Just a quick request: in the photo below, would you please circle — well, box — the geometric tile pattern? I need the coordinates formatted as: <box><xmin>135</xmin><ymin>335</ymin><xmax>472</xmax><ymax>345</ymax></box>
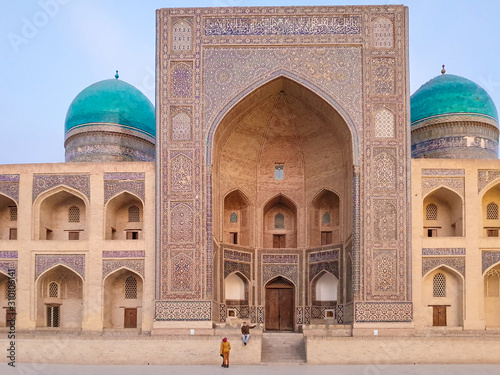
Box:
<box><xmin>250</xmin><ymin>306</ymin><xmax>256</xmax><ymax>324</ymax></box>
<box><xmin>170</xmin><ymin>61</ymin><xmax>193</xmax><ymax>98</ymax></box>
<box><xmin>224</xmin><ymin>249</ymin><xmax>252</xmax><ymax>263</ymax></box>
<box><xmin>374</xmin><ymin>250</ymin><xmax>397</xmax><ymax>292</ymax></box>
<box><xmin>336</xmin><ymin>304</ymin><xmax>344</xmax><ymax>324</ymax></box>
<box><xmin>309</xmin><ymin>261</ymin><xmax>339</xmax><ymax>281</ymax></box>
<box><xmin>371</xmin><ymin>16</ymin><xmax>394</xmax><ymax>49</ymax></box>
<box><xmin>102</xmin><ymin>259</ymin><xmax>144</xmax><ymax>280</ymax></box>
<box><xmin>220</xmin><ymin>303</ymin><xmax>226</xmax><ymax>322</ymax></box>
<box><xmin>257</xmin><ymin>306</ymin><xmax>264</xmax><ymax>324</ymax></box>
<box><xmin>374</xmin><ymin>108</ymin><xmax>395</xmax><ymax>138</ymax></box>
<box><xmin>103</xmin><ymin>172</ymin><xmax>145</xmax><ymax>180</ymax></box>
<box><xmin>0</xmin><ymin>175</ymin><xmax>20</xmax><ymax>203</ymax></box>
<box><xmin>373</xmin><ymin>200</ymin><xmax>397</xmax><ymax>241</ymax></box>
<box><xmin>155</xmin><ymin>301</ymin><xmax>211</xmax><ymax>321</ymax></box>
<box><xmin>372</xmin><ymin>58</ymin><xmax>395</xmax><ymax>95</ymax></box>
<box><xmin>478</xmin><ymin>170</ymin><xmax>500</xmax><ymax>193</ymax></box>
<box><xmin>35</xmin><ymin>254</ymin><xmax>85</xmax><ymax>280</ymax></box>
<box><xmin>422</xmin><ymin>169</ymin><xmax>465</xmax><ymax>176</ymax></box>
<box><xmin>0</xmin><ymin>261</ymin><xmax>17</xmax><ymax>279</ymax></box>
<box><xmin>262</xmin><ymin>254</ymin><xmax>298</xmax><ymax>264</ymax></box>
<box><xmin>263</xmin><ymin>264</ymin><xmax>297</xmax><ymax>286</ymax></box>
<box><xmin>0</xmin><ymin>251</ymin><xmax>18</xmax><ymax>259</ymax></box>
<box><xmin>309</xmin><ymin>250</ymin><xmax>339</xmax><ymax>263</ymax></box>
<box><xmin>304</xmin><ymin>307</ymin><xmax>311</xmax><ymax>324</ymax></box>
<box><xmin>296</xmin><ymin>307</ymin><xmax>304</xmax><ymax>324</ymax></box>
<box><xmin>422</xmin><ymin>248</ymin><xmax>466</xmax><ymax>256</ymax></box>
<box><xmin>482</xmin><ymin>251</ymin><xmax>500</xmax><ymax>273</ymax></box>
<box><xmin>422</xmin><ymin>257</ymin><xmax>465</xmax><ymax>278</ymax></box>
<box><xmin>422</xmin><ymin>177</ymin><xmax>465</xmax><ymax>198</ymax></box>
<box><xmin>104</xmin><ymin>180</ymin><xmax>145</xmax><ymax>204</ymax></box>
<box><xmin>102</xmin><ymin>251</ymin><xmax>145</xmax><ymax>258</ymax></box>
<box><xmin>355</xmin><ymin>302</ymin><xmax>413</xmax><ymax>322</ymax></box>
<box><xmin>224</xmin><ymin>260</ymin><xmax>251</xmax><ymax>281</ymax></box>
<box><xmin>373</xmin><ymin>150</ymin><xmax>396</xmax><ymax>191</ymax></box>
<box><xmin>33</xmin><ymin>174</ymin><xmax>90</xmax><ymax>201</ymax></box>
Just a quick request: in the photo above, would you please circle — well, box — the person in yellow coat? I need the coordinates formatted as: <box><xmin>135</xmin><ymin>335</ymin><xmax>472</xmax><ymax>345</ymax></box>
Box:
<box><xmin>220</xmin><ymin>337</ymin><xmax>231</xmax><ymax>368</ymax></box>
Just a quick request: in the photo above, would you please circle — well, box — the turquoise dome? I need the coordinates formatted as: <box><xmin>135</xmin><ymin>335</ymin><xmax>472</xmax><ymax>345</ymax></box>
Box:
<box><xmin>65</xmin><ymin>79</ymin><xmax>155</xmax><ymax>137</ymax></box>
<box><xmin>411</xmin><ymin>74</ymin><xmax>498</xmax><ymax>126</ymax></box>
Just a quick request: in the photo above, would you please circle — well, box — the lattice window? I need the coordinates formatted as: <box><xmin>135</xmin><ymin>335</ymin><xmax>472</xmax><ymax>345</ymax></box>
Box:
<box><xmin>322</xmin><ymin>212</ymin><xmax>331</xmax><ymax>224</ymax></box>
<box><xmin>4</xmin><ymin>281</ymin><xmax>9</xmax><ymax>299</ymax></box>
<box><xmin>68</xmin><ymin>206</ymin><xmax>80</xmax><ymax>222</ymax></box>
<box><xmin>125</xmin><ymin>276</ymin><xmax>137</xmax><ymax>299</ymax></box>
<box><xmin>10</xmin><ymin>206</ymin><xmax>17</xmax><ymax>221</ymax></box>
<box><xmin>128</xmin><ymin>206</ymin><xmax>140</xmax><ymax>222</ymax></box>
<box><xmin>487</xmin><ymin>203</ymin><xmax>499</xmax><ymax>220</ymax></box>
<box><xmin>433</xmin><ymin>273</ymin><xmax>446</xmax><ymax>297</ymax></box>
<box><xmin>374</xmin><ymin>108</ymin><xmax>395</xmax><ymax>138</ymax></box>
<box><xmin>274</xmin><ymin>213</ymin><xmax>285</xmax><ymax>229</ymax></box>
<box><xmin>230</xmin><ymin>212</ymin><xmax>238</xmax><ymax>223</ymax></box>
<box><xmin>426</xmin><ymin>204</ymin><xmax>438</xmax><ymax>221</ymax></box>
<box><xmin>49</xmin><ymin>282</ymin><xmax>58</xmax><ymax>298</ymax></box>
<box><xmin>274</xmin><ymin>164</ymin><xmax>284</xmax><ymax>180</ymax></box>
<box><xmin>46</xmin><ymin>305</ymin><xmax>59</xmax><ymax>327</ymax></box>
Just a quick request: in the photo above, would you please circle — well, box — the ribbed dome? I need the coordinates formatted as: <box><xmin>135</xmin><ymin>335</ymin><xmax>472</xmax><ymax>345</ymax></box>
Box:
<box><xmin>411</xmin><ymin>74</ymin><xmax>498</xmax><ymax>127</ymax></box>
<box><xmin>65</xmin><ymin>78</ymin><xmax>155</xmax><ymax>137</ymax></box>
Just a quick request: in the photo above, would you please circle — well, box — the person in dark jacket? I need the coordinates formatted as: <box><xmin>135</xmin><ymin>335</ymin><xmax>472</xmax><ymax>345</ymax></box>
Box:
<box><xmin>241</xmin><ymin>322</ymin><xmax>256</xmax><ymax>345</ymax></box>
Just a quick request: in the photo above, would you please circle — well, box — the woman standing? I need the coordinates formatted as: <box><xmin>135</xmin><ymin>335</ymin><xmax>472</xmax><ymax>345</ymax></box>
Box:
<box><xmin>220</xmin><ymin>337</ymin><xmax>231</xmax><ymax>368</ymax></box>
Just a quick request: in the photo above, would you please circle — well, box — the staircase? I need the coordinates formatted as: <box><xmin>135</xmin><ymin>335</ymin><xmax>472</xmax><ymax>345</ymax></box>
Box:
<box><xmin>261</xmin><ymin>332</ymin><xmax>306</xmax><ymax>364</ymax></box>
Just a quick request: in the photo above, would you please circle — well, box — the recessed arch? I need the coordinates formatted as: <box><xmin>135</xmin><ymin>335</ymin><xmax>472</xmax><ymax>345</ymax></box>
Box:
<box><xmin>311</xmin><ymin>270</ymin><xmax>339</xmax><ymax>305</ymax></box>
<box><xmin>0</xmin><ymin>193</ymin><xmax>17</xmax><ymax>240</ymax></box>
<box><xmin>104</xmin><ymin>191</ymin><xmax>144</xmax><ymax>240</ymax></box>
<box><xmin>423</xmin><ymin>186</ymin><xmax>463</xmax><ymax>237</ymax></box>
<box><xmin>224</xmin><ymin>271</ymin><xmax>249</xmax><ymax>305</ymax></box>
<box><xmin>263</xmin><ymin>194</ymin><xmax>298</xmax><ymax>249</ymax></box>
<box><xmin>309</xmin><ymin>189</ymin><xmax>341</xmax><ymax>247</ymax></box>
<box><xmin>481</xmin><ymin>181</ymin><xmax>500</xmax><ymax>238</ymax></box>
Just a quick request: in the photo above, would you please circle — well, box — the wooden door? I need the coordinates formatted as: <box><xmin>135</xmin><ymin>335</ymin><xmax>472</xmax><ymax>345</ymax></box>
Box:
<box><xmin>273</xmin><ymin>235</ymin><xmax>285</xmax><ymax>248</ymax></box>
<box><xmin>265</xmin><ymin>278</ymin><xmax>294</xmax><ymax>331</ymax></box>
<box><xmin>124</xmin><ymin>308</ymin><xmax>137</xmax><ymax>328</ymax></box>
<box><xmin>432</xmin><ymin>305</ymin><xmax>447</xmax><ymax>326</ymax></box>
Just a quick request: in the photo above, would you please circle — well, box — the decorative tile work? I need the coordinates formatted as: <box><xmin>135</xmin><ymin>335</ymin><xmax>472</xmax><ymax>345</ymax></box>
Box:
<box><xmin>372</xmin><ymin>58</ymin><xmax>395</xmax><ymax>95</ymax></box>
<box><xmin>257</xmin><ymin>306</ymin><xmax>264</xmax><ymax>323</ymax></box>
<box><xmin>0</xmin><ymin>251</ymin><xmax>18</xmax><ymax>259</ymax></box>
<box><xmin>155</xmin><ymin>301</ymin><xmax>211</xmax><ymax>321</ymax></box>
<box><xmin>102</xmin><ymin>251</ymin><xmax>145</xmax><ymax>258</ymax></box>
<box><xmin>371</xmin><ymin>15</ymin><xmax>394</xmax><ymax>49</ymax></box>
<box><xmin>250</xmin><ymin>306</ymin><xmax>256</xmax><ymax>324</ymax></box>
<box><xmin>220</xmin><ymin>303</ymin><xmax>226</xmax><ymax>322</ymax></box>
<box><xmin>422</xmin><ymin>248</ymin><xmax>466</xmax><ymax>256</ymax></box>
<box><xmin>355</xmin><ymin>302</ymin><xmax>412</xmax><ymax>322</ymax></box>
<box><xmin>171</xmin><ymin>254</ymin><xmax>193</xmax><ymax>291</ymax></box>
<box><xmin>482</xmin><ymin>251</ymin><xmax>500</xmax><ymax>273</ymax></box>
<box><xmin>33</xmin><ymin>174</ymin><xmax>90</xmax><ymax>201</ymax></box>
<box><xmin>478</xmin><ymin>170</ymin><xmax>500</xmax><ymax>193</ymax></box>
<box><xmin>170</xmin><ymin>202</ymin><xmax>194</xmax><ymax>243</ymax></box>
<box><xmin>103</xmin><ymin>259</ymin><xmax>144</xmax><ymax>280</ymax></box>
<box><xmin>224</xmin><ymin>261</ymin><xmax>251</xmax><ymax>281</ymax></box>
<box><xmin>309</xmin><ymin>250</ymin><xmax>339</xmax><ymax>263</ymax></box>
<box><xmin>263</xmin><ymin>264</ymin><xmax>298</xmax><ymax>286</ymax></box>
<box><xmin>304</xmin><ymin>307</ymin><xmax>311</xmax><ymax>324</ymax></box>
<box><xmin>171</xmin><ymin>108</ymin><xmax>192</xmax><ymax>141</ymax></box>
<box><xmin>422</xmin><ymin>177</ymin><xmax>465</xmax><ymax>198</ymax></box>
<box><xmin>296</xmin><ymin>307</ymin><xmax>304</xmax><ymax>324</ymax></box>
<box><xmin>336</xmin><ymin>304</ymin><xmax>344</xmax><ymax>324</ymax></box>
<box><xmin>422</xmin><ymin>257</ymin><xmax>465</xmax><ymax>277</ymax></box>
<box><xmin>373</xmin><ymin>149</ymin><xmax>396</xmax><ymax>191</ymax></box>
<box><xmin>35</xmin><ymin>254</ymin><xmax>85</xmax><ymax>280</ymax></box>
<box><xmin>309</xmin><ymin>261</ymin><xmax>339</xmax><ymax>281</ymax></box>
<box><xmin>0</xmin><ymin>175</ymin><xmax>19</xmax><ymax>203</ymax></box>
<box><xmin>422</xmin><ymin>169</ymin><xmax>465</xmax><ymax>176</ymax></box>
<box><xmin>373</xmin><ymin>200</ymin><xmax>397</xmax><ymax>241</ymax></box>
<box><xmin>104</xmin><ymin>173</ymin><xmax>145</xmax><ymax>180</ymax></box>
<box><xmin>170</xmin><ymin>154</ymin><xmax>193</xmax><ymax>192</ymax></box>
<box><xmin>374</xmin><ymin>108</ymin><xmax>395</xmax><ymax>138</ymax></box>
<box><xmin>413</xmin><ymin>136</ymin><xmax>498</xmax><ymax>159</ymax></box>
<box><xmin>171</xmin><ymin>18</ymin><xmax>193</xmax><ymax>52</ymax></box>
<box><xmin>104</xmin><ymin>180</ymin><xmax>145</xmax><ymax>204</ymax></box>
<box><xmin>311</xmin><ymin>306</ymin><xmax>327</xmax><ymax>319</ymax></box>
<box><xmin>0</xmin><ymin>261</ymin><xmax>17</xmax><ymax>278</ymax></box>
<box><xmin>204</xmin><ymin>15</ymin><xmax>362</xmax><ymax>36</ymax></box>
<box><xmin>374</xmin><ymin>250</ymin><xmax>397</xmax><ymax>292</ymax></box>
<box><xmin>224</xmin><ymin>249</ymin><xmax>252</xmax><ymax>263</ymax></box>
<box><xmin>262</xmin><ymin>254</ymin><xmax>298</xmax><ymax>264</ymax></box>
<box><xmin>170</xmin><ymin>61</ymin><xmax>193</xmax><ymax>98</ymax></box>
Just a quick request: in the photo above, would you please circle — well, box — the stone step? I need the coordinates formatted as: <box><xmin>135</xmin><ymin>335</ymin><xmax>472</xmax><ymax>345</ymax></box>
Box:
<box><xmin>261</xmin><ymin>332</ymin><xmax>306</xmax><ymax>364</ymax></box>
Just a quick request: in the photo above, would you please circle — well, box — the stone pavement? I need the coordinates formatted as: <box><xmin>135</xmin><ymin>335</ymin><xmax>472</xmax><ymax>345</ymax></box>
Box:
<box><xmin>4</xmin><ymin>364</ymin><xmax>500</xmax><ymax>375</ymax></box>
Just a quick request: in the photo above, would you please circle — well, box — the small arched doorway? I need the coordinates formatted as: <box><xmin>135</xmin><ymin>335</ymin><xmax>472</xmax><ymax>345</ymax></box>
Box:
<box><xmin>265</xmin><ymin>276</ymin><xmax>294</xmax><ymax>331</ymax></box>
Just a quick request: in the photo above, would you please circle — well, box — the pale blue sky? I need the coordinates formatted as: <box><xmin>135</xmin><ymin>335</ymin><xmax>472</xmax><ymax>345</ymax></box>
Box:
<box><xmin>1</xmin><ymin>0</ymin><xmax>499</xmax><ymax>164</ymax></box>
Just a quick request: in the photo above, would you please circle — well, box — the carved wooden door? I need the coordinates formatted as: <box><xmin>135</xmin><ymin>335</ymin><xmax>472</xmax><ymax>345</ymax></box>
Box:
<box><xmin>124</xmin><ymin>308</ymin><xmax>137</xmax><ymax>328</ymax></box>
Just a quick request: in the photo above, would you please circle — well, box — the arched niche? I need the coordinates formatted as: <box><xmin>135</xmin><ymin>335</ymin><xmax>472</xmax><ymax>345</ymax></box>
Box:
<box><xmin>36</xmin><ymin>265</ymin><xmax>83</xmax><ymax>329</ymax></box>
<box><xmin>35</xmin><ymin>188</ymin><xmax>87</xmax><ymax>241</ymax></box>
<box><xmin>105</xmin><ymin>192</ymin><xmax>144</xmax><ymax>240</ymax></box>
<box><xmin>312</xmin><ymin>271</ymin><xmax>339</xmax><ymax>305</ymax></box>
<box><xmin>481</xmin><ymin>182</ymin><xmax>500</xmax><ymax>237</ymax></box>
<box><xmin>223</xmin><ymin>190</ymin><xmax>252</xmax><ymax>246</ymax></box>
<box><xmin>103</xmin><ymin>268</ymin><xmax>143</xmax><ymax>329</ymax></box>
<box><xmin>0</xmin><ymin>271</ymin><xmax>11</xmax><ymax>327</ymax></box>
<box><xmin>211</xmin><ymin>76</ymin><xmax>354</xmax><ymax>250</ymax></box>
<box><xmin>422</xmin><ymin>266</ymin><xmax>464</xmax><ymax>327</ymax></box>
<box><xmin>224</xmin><ymin>272</ymin><xmax>249</xmax><ymax>305</ymax></box>
<box><xmin>423</xmin><ymin>187</ymin><xmax>463</xmax><ymax>237</ymax></box>
<box><xmin>310</xmin><ymin>189</ymin><xmax>340</xmax><ymax>247</ymax></box>
<box><xmin>263</xmin><ymin>194</ymin><xmax>297</xmax><ymax>249</ymax></box>
<box><xmin>484</xmin><ymin>264</ymin><xmax>500</xmax><ymax>327</ymax></box>
<box><xmin>0</xmin><ymin>194</ymin><xmax>17</xmax><ymax>240</ymax></box>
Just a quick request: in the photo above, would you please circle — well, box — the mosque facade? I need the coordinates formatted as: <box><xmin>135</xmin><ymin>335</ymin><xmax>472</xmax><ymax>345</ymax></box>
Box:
<box><xmin>1</xmin><ymin>4</ymin><xmax>500</xmax><ymax>364</ymax></box>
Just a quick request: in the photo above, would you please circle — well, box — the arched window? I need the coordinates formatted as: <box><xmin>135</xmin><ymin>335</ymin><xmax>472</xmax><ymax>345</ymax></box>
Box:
<box><xmin>49</xmin><ymin>281</ymin><xmax>59</xmax><ymax>298</ymax></box>
<box><xmin>487</xmin><ymin>203</ymin><xmax>499</xmax><ymax>220</ymax></box>
<box><xmin>322</xmin><ymin>212</ymin><xmax>331</xmax><ymax>224</ymax></box>
<box><xmin>433</xmin><ymin>273</ymin><xmax>446</xmax><ymax>297</ymax></box>
<box><xmin>125</xmin><ymin>276</ymin><xmax>137</xmax><ymax>299</ymax></box>
<box><xmin>274</xmin><ymin>213</ymin><xmax>285</xmax><ymax>229</ymax></box>
<box><xmin>426</xmin><ymin>203</ymin><xmax>437</xmax><ymax>221</ymax></box>
<box><xmin>230</xmin><ymin>212</ymin><xmax>238</xmax><ymax>223</ymax></box>
<box><xmin>68</xmin><ymin>206</ymin><xmax>80</xmax><ymax>222</ymax></box>
<box><xmin>128</xmin><ymin>206</ymin><xmax>140</xmax><ymax>222</ymax></box>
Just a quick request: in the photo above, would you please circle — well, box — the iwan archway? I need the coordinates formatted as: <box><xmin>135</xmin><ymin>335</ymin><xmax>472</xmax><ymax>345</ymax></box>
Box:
<box><xmin>212</xmin><ymin>76</ymin><xmax>355</xmax><ymax>329</ymax></box>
